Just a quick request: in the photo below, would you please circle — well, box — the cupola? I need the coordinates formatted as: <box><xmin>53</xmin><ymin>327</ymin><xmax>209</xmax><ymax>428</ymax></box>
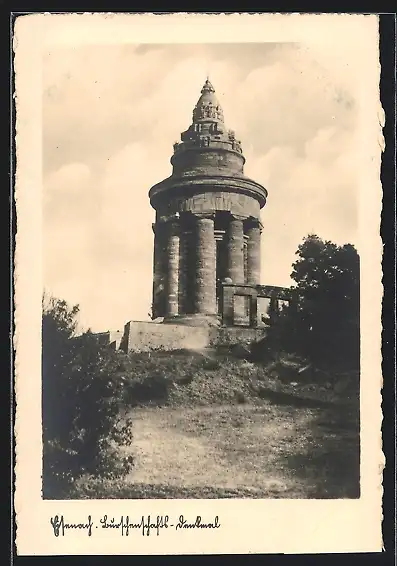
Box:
<box><xmin>171</xmin><ymin>78</ymin><xmax>244</xmax><ymax>172</ymax></box>
<box><xmin>192</xmin><ymin>78</ymin><xmax>225</xmax><ymax>124</ymax></box>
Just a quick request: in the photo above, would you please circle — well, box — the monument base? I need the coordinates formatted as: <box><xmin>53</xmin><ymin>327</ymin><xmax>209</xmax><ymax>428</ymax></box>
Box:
<box><xmin>163</xmin><ymin>313</ymin><xmax>221</xmax><ymax>327</ymax></box>
<box><xmin>116</xmin><ymin>319</ymin><xmax>266</xmax><ymax>353</ymax></box>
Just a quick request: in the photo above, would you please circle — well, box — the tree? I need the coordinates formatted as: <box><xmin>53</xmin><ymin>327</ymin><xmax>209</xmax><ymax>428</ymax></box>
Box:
<box><xmin>42</xmin><ymin>295</ymin><xmax>133</xmax><ymax>497</ymax></box>
<box><xmin>264</xmin><ymin>235</ymin><xmax>360</xmax><ymax>369</ymax></box>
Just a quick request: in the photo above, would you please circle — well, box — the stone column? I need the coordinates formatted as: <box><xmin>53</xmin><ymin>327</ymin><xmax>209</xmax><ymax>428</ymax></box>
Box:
<box><xmin>269</xmin><ymin>297</ymin><xmax>279</xmax><ymax>325</ymax></box>
<box><xmin>246</xmin><ymin>217</ymin><xmax>262</xmax><ymax>286</ymax></box>
<box><xmin>243</xmin><ymin>235</ymin><xmax>249</xmax><ymax>284</ymax></box>
<box><xmin>226</xmin><ymin>215</ymin><xmax>245</xmax><ymax>284</ymax></box>
<box><xmin>178</xmin><ymin>228</ymin><xmax>190</xmax><ymax>315</ymax></box>
<box><xmin>194</xmin><ymin>214</ymin><xmax>216</xmax><ymax>316</ymax></box>
<box><xmin>152</xmin><ymin>222</ymin><xmax>166</xmax><ymax>319</ymax></box>
<box><xmin>227</xmin><ymin>215</ymin><xmax>246</xmax><ymax>323</ymax></box>
<box><xmin>165</xmin><ymin>218</ymin><xmax>180</xmax><ymax>318</ymax></box>
<box><xmin>214</xmin><ymin>229</ymin><xmax>226</xmax><ymax>315</ymax></box>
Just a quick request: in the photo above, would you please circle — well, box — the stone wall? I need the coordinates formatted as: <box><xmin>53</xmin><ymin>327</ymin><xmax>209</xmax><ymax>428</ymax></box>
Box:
<box><xmin>212</xmin><ymin>326</ymin><xmax>266</xmax><ymax>347</ymax></box>
<box><xmin>221</xmin><ymin>284</ymin><xmax>258</xmax><ymax>327</ymax></box>
<box><xmin>172</xmin><ymin>148</ymin><xmax>244</xmax><ymax>175</ymax></box>
<box><xmin>119</xmin><ymin>320</ymin><xmax>266</xmax><ymax>353</ymax></box>
<box><xmin>92</xmin><ymin>330</ymin><xmax>124</xmax><ymax>350</ymax></box>
<box><xmin>109</xmin><ymin>330</ymin><xmax>124</xmax><ymax>350</ymax></box>
<box><xmin>120</xmin><ymin>321</ymin><xmax>210</xmax><ymax>353</ymax></box>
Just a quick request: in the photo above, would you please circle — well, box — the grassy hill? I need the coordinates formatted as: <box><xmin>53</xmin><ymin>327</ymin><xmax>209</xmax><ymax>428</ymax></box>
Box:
<box><xmin>116</xmin><ymin>347</ymin><xmax>359</xmax><ymax>408</ymax></box>
<box><xmin>68</xmin><ymin>347</ymin><xmax>360</xmax><ymax>500</ymax></box>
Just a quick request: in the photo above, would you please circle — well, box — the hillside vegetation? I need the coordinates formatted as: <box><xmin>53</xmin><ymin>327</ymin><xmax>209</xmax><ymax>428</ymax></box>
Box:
<box><xmin>68</xmin><ymin>347</ymin><xmax>360</xmax><ymax>500</ymax></box>
<box><xmin>115</xmin><ymin>347</ymin><xmax>359</xmax><ymax>409</ymax></box>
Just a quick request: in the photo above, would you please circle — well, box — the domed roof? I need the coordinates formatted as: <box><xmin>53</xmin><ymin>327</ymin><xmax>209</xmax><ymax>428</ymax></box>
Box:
<box><xmin>193</xmin><ymin>78</ymin><xmax>224</xmax><ymax>123</ymax></box>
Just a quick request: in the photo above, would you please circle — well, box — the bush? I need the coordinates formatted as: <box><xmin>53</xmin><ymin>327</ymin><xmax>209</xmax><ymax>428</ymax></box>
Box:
<box><xmin>42</xmin><ymin>295</ymin><xmax>133</xmax><ymax>497</ymax></box>
<box><xmin>234</xmin><ymin>390</ymin><xmax>246</xmax><ymax>404</ymax></box>
<box><xmin>259</xmin><ymin>235</ymin><xmax>360</xmax><ymax>371</ymax></box>
<box><xmin>125</xmin><ymin>372</ymin><xmax>171</xmax><ymax>406</ymax></box>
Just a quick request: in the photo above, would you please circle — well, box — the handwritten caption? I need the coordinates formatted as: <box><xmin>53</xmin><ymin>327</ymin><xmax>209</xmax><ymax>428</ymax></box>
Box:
<box><xmin>50</xmin><ymin>514</ymin><xmax>221</xmax><ymax>537</ymax></box>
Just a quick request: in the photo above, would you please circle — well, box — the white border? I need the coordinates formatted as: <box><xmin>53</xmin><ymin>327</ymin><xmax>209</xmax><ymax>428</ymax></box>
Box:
<box><xmin>14</xmin><ymin>13</ymin><xmax>384</xmax><ymax>555</ymax></box>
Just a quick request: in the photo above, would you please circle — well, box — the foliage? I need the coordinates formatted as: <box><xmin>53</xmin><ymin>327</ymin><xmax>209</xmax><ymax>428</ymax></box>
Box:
<box><xmin>42</xmin><ymin>295</ymin><xmax>133</xmax><ymax>496</ymax></box>
<box><xmin>261</xmin><ymin>235</ymin><xmax>360</xmax><ymax>369</ymax></box>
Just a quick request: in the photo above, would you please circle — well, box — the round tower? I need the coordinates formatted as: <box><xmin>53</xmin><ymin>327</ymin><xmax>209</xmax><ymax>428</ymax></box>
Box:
<box><xmin>149</xmin><ymin>79</ymin><xmax>268</xmax><ymax>325</ymax></box>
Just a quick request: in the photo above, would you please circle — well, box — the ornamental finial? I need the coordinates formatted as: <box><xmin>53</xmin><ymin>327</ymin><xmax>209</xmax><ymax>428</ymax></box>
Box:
<box><xmin>201</xmin><ymin>77</ymin><xmax>215</xmax><ymax>94</ymax></box>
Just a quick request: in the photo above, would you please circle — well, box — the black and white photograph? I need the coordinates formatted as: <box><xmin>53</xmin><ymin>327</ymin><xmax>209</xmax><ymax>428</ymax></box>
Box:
<box><xmin>14</xmin><ymin>13</ymin><xmax>383</xmax><ymax>555</ymax></box>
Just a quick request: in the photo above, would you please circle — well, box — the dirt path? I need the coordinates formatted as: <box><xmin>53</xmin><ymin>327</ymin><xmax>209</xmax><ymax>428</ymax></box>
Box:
<box><xmin>128</xmin><ymin>413</ymin><xmax>236</xmax><ymax>488</ymax></box>
<box><xmin>124</xmin><ymin>405</ymin><xmax>311</xmax><ymax>496</ymax></box>
<box><xmin>71</xmin><ymin>401</ymin><xmax>359</xmax><ymax>499</ymax></box>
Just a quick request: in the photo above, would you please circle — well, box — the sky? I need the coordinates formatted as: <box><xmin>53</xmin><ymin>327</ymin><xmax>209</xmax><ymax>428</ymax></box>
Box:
<box><xmin>43</xmin><ymin>41</ymin><xmax>361</xmax><ymax>332</ymax></box>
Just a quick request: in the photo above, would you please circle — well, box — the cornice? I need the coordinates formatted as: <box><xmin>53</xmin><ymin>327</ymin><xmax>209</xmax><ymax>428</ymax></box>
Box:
<box><xmin>171</xmin><ymin>143</ymin><xmax>245</xmax><ymax>162</ymax></box>
<box><xmin>149</xmin><ymin>173</ymin><xmax>268</xmax><ymax>208</ymax></box>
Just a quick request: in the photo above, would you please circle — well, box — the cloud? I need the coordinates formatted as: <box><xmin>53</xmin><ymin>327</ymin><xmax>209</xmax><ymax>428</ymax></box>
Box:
<box><xmin>43</xmin><ymin>146</ymin><xmax>156</xmax><ymax>330</ymax></box>
<box><xmin>43</xmin><ymin>42</ymin><xmax>361</xmax><ymax>332</ymax></box>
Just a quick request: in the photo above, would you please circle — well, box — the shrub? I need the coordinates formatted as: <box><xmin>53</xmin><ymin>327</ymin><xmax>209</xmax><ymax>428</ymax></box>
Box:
<box><xmin>42</xmin><ymin>295</ymin><xmax>133</xmax><ymax>497</ymax></box>
<box><xmin>125</xmin><ymin>372</ymin><xmax>170</xmax><ymax>406</ymax></box>
<box><xmin>257</xmin><ymin>235</ymin><xmax>360</xmax><ymax>371</ymax></box>
<box><xmin>234</xmin><ymin>390</ymin><xmax>246</xmax><ymax>404</ymax></box>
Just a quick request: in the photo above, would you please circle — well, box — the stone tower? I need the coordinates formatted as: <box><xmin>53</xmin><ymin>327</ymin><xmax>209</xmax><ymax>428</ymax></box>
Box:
<box><xmin>149</xmin><ymin>79</ymin><xmax>268</xmax><ymax>326</ymax></box>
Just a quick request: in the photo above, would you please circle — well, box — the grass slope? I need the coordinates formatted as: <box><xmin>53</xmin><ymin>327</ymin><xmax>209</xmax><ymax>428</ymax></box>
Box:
<box><xmin>70</xmin><ymin>348</ymin><xmax>360</xmax><ymax>500</ymax></box>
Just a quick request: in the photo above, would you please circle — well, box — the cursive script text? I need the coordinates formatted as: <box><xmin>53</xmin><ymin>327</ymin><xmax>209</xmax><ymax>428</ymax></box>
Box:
<box><xmin>50</xmin><ymin>515</ymin><xmax>94</xmax><ymax>537</ymax></box>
